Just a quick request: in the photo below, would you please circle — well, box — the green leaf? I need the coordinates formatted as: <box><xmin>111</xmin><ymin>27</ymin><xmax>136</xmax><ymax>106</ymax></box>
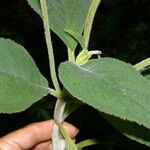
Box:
<box><xmin>62</xmin><ymin>89</ymin><xmax>83</xmax><ymax>119</ymax></box>
<box><xmin>0</xmin><ymin>38</ymin><xmax>50</xmax><ymax>113</ymax></box>
<box><xmin>65</xmin><ymin>29</ymin><xmax>87</xmax><ymax>50</ymax></box>
<box><xmin>26</xmin><ymin>0</ymin><xmax>92</xmax><ymax>51</ymax></box>
<box><xmin>100</xmin><ymin>113</ymin><xmax>150</xmax><ymax>147</ymax></box>
<box><xmin>59</xmin><ymin>58</ymin><xmax>150</xmax><ymax>129</ymax></box>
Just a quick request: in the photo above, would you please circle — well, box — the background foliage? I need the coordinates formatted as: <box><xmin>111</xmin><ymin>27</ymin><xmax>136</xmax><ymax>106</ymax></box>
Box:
<box><xmin>0</xmin><ymin>0</ymin><xmax>149</xmax><ymax>149</ymax></box>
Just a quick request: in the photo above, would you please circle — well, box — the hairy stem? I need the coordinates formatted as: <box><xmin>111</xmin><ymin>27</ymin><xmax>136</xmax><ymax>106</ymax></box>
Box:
<box><xmin>49</xmin><ymin>88</ymin><xmax>62</xmax><ymax>98</ymax></box>
<box><xmin>83</xmin><ymin>0</ymin><xmax>101</xmax><ymax>47</ymax></box>
<box><xmin>52</xmin><ymin>99</ymin><xmax>66</xmax><ymax>150</ymax></box>
<box><xmin>56</xmin><ymin>121</ymin><xmax>78</xmax><ymax>150</ymax></box>
<box><xmin>77</xmin><ymin>139</ymin><xmax>100</xmax><ymax>149</ymax></box>
<box><xmin>68</xmin><ymin>48</ymin><xmax>75</xmax><ymax>62</ymax></box>
<box><xmin>54</xmin><ymin>99</ymin><xmax>66</xmax><ymax>122</ymax></box>
<box><xmin>40</xmin><ymin>0</ymin><xmax>60</xmax><ymax>91</ymax></box>
<box><xmin>40</xmin><ymin>1</ymin><xmax>66</xmax><ymax>149</ymax></box>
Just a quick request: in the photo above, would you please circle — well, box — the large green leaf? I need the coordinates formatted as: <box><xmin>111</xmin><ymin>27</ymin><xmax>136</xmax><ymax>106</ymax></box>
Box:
<box><xmin>59</xmin><ymin>58</ymin><xmax>150</xmax><ymax>129</ymax></box>
<box><xmin>26</xmin><ymin>0</ymin><xmax>92</xmax><ymax>51</ymax></box>
<box><xmin>100</xmin><ymin>113</ymin><xmax>150</xmax><ymax>147</ymax></box>
<box><xmin>0</xmin><ymin>38</ymin><xmax>50</xmax><ymax>113</ymax></box>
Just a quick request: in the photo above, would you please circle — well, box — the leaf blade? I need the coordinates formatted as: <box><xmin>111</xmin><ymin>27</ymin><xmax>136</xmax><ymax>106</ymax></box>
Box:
<box><xmin>26</xmin><ymin>0</ymin><xmax>92</xmax><ymax>51</ymax></box>
<box><xmin>59</xmin><ymin>58</ymin><xmax>150</xmax><ymax>129</ymax></box>
<box><xmin>0</xmin><ymin>38</ymin><xmax>49</xmax><ymax>113</ymax></box>
<box><xmin>100</xmin><ymin>113</ymin><xmax>150</xmax><ymax>147</ymax></box>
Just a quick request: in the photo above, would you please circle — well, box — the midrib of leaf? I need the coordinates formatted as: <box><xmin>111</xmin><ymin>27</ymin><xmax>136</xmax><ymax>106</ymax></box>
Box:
<box><xmin>81</xmin><ymin>65</ymin><xmax>150</xmax><ymax>109</ymax></box>
<box><xmin>72</xmin><ymin>63</ymin><xmax>150</xmax><ymax>125</ymax></box>
<box><xmin>0</xmin><ymin>70</ymin><xmax>49</xmax><ymax>91</ymax></box>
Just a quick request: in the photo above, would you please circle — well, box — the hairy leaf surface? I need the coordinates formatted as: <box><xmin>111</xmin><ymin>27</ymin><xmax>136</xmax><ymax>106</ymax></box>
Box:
<box><xmin>26</xmin><ymin>0</ymin><xmax>92</xmax><ymax>51</ymax></box>
<box><xmin>59</xmin><ymin>58</ymin><xmax>150</xmax><ymax>128</ymax></box>
<box><xmin>100</xmin><ymin>113</ymin><xmax>150</xmax><ymax>147</ymax></box>
<box><xmin>0</xmin><ymin>38</ymin><xmax>49</xmax><ymax>113</ymax></box>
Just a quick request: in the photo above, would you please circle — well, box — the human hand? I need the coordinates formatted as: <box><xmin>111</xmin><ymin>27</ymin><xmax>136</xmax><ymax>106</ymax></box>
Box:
<box><xmin>0</xmin><ymin>120</ymin><xmax>78</xmax><ymax>150</ymax></box>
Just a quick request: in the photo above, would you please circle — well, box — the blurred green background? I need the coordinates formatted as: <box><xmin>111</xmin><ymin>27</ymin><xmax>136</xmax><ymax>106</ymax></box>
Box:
<box><xmin>0</xmin><ymin>0</ymin><xmax>149</xmax><ymax>149</ymax></box>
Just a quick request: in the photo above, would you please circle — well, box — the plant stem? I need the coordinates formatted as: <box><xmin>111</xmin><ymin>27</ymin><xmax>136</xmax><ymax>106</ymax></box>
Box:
<box><xmin>49</xmin><ymin>88</ymin><xmax>62</xmax><ymax>98</ymax></box>
<box><xmin>83</xmin><ymin>0</ymin><xmax>101</xmax><ymax>47</ymax></box>
<box><xmin>54</xmin><ymin>99</ymin><xmax>66</xmax><ymax>122</ymax></box>
<box><xmin>40</xmin><ymin>0</ymin><xmax>60</xmax><ymax>91</ymax></box>
<box><xmin>68</xmin><ymin>47</ymin><xmax>75</xmax><ymax>62</ymax></box>
<box><xmin>56</xmin><ymin>120</ymin><xmax>78</xmax><ymax>150</ymax></box>
<box><xmin>77</xmin><ymin>139</ymin><xmax>125</xmax><ymax>149</ymax></box>
<box><xmin>52</xmin><ymin>98</ymin><xmax>66</xmax><ymax>150</ymax></box>
<box><xmin>77</xmin><ymin>139</ymin><xmax>100</xmax><ymax>149</ymax></box>
<box><xmin>40</xmin><ymin>1</ymin><xmax>66</xmax><ymax>149</ymax></box>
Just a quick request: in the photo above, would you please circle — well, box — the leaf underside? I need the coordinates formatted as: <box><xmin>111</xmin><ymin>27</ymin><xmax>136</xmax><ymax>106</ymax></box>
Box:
<box><xmin>0</xmin><ymin>38</ymin><xmax>49</xmax><ymax>113</ymax></box>
<box><xmin>59</xmin><ymin>58</ymin><xmax>150</xmax><ymax>129</ymax></box>
<box><xmin>101</xmin><ymin>67</ymin><xmax>150</xmax><ymax>146</ymax></box>
<box><xmin>100</xmin><ymin>112</ymin><xmax>150</xmax><ymax>147</ymax></box>
<box><xmin>26</xmin><ymin>0</ymin><xmax>92</xmax><ymax>51</ymax></box>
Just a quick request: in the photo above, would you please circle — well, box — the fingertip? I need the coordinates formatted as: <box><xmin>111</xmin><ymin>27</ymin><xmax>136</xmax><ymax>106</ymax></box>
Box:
<box><xmin>62</xmin><ymin>122</ymin><xmax>79</xmax><ymax>138</ymax></box>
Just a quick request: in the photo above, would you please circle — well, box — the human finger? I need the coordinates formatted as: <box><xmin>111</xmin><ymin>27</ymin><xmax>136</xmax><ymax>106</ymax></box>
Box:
<box><xmin>0</xmin><ymin>120</ymin><xmax>79</xmax><ymax>150</ymax></box>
